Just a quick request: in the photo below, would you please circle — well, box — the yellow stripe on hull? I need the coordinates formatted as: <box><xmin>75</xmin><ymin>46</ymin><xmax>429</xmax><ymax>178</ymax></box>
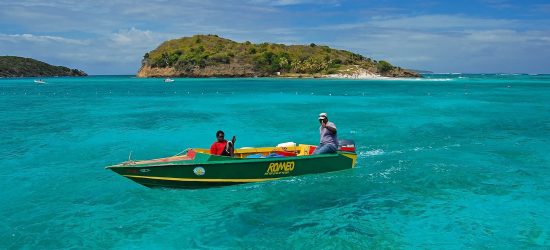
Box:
<box><xmin>341</xmin><ymin>153</ymin><xmax>357</xmax><ymax>167</ymax></box>
<box><xmin>123</xmin><ymin>175</ymin><xmax>280</xmax><ymax>183</ymax></box>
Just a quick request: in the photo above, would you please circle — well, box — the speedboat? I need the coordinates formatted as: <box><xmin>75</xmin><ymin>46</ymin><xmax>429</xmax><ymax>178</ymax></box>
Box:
<box><xmin>163</xmin><ymin>78</ymin><xmax>174</xmax><ymax>83</ymax></box>
<box><xmin>34</xmin><ymin>79</ymin><xmax>46</xmax><ymax>84</ymax></box>
<box><xmin>106</xmin><ymin>140</ymin><xmax>357</xmax><ymax>189</ymax></box>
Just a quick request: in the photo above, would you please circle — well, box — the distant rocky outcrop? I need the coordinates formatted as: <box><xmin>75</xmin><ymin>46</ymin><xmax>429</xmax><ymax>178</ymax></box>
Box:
<box><xmin>137</xmin><ymin>34</ymin><xmax>420</xmax><ymax>78</ymax></box>
<box><xmin>0</xmin><ymin>56</ymin><xmax>87</xmax><ymax>77</ymax></box>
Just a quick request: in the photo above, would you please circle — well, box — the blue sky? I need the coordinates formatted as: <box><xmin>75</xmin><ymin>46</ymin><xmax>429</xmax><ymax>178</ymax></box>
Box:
<box><xmin>1</xmin><ymin>0</ymin><xmax>549</xmax><ymax>74</ymax></box>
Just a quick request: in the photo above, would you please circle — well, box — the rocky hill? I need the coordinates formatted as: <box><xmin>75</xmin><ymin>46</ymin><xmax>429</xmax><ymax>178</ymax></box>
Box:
<box><xmin>0</xmin><ymin>56</ymin><xmax>87</xmax><ymax>77</ymax></box>
<box><xmin>138</xmin><ymin>34</ymin><xmax>419</xmax><ymax>78</ymax></box>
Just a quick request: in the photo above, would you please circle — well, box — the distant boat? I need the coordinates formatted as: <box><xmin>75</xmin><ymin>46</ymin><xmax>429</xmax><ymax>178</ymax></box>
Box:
<box><xmin>163</xmin><ymin>78</ymin><xmax>174</xmax><ymax>83</ymax></box>
<box><xmin>34</xmin><ymin>79</ymin><xmax>46</xmax><ymax>84</ymax></box>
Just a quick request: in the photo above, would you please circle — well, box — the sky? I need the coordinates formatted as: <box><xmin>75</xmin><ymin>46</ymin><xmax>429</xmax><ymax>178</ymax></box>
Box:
<box><xmin>1</xmin><ymin>0</ymin><xmax>549</xmax><ymax>75</ymax></box>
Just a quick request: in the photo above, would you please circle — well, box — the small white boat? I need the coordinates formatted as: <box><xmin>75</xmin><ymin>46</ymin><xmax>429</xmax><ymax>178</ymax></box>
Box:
<box><xmin>163</xmin><ymin>78</ymin><xmax>174</xmax><ymax>83</ymax></box>
<box><xmin>34</xmin><ymin>79</ymin><xmax>46</xmax><ymax>84</ymax></box>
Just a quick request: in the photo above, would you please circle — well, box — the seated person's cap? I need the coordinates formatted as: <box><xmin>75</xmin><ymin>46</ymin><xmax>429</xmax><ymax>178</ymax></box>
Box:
<box><xmin>318</xmin><ymin>112</ymin><xmax>328</xmax><ymax>119</ymax></box>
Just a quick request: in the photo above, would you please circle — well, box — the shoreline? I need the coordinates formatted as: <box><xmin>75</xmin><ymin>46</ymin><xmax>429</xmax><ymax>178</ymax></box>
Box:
<box><xmin>130</xmin><ymin>74</ymin><xmax>416</xmax><ymax>80</ymax></box>
<box><xmin>323</xmin><ymin>73</ymin><xmax>391</xmax><ymax>80</ymax></box>
<box><xmin>323</xmin><ymin>66</ymin><xmax>391</xmax><ymax>80</ymax></box>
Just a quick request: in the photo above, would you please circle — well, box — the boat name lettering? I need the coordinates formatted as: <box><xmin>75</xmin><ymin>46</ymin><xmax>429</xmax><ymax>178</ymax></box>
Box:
<box><xmin>265</xmin><ymin>161</ymin><xmax>295</xmax><ymax>175</ymax></box>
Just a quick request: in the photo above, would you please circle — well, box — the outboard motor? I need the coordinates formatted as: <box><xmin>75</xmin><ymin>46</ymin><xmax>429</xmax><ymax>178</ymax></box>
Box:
<box><xmin>338</xmin><ymin>139</ymin><xmax>356</xmax><ymax>152</ymax></box>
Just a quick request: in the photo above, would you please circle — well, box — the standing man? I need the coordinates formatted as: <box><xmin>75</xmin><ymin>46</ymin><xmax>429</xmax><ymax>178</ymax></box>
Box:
<box><xmin>313</xmin><ymin>112</ymin><xmax>338</xmax><ymax>154</ymax></box>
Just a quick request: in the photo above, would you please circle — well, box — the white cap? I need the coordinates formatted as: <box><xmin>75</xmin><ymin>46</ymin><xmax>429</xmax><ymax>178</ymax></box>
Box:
<box><xmin>318</xmin><ymin>112</ymin><xmax>327</xmax><ymax>119</ymax></box>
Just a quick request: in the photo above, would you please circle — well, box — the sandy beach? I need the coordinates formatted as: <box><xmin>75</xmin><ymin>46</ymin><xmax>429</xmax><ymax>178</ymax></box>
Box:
<box><xmin>324</xmin><ymin>66</ymin><xmax>390</xmax><ymax>80</ymax></box>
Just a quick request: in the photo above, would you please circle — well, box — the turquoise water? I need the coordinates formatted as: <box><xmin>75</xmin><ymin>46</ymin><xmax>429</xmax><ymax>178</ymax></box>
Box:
<box><xmin>1</xmin><ymin>74</ymin><xmax>549</xmax><ymax>248</ymax></box>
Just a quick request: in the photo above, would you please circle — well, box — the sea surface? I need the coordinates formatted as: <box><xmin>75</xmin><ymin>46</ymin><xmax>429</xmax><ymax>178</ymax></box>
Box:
<box><xmin>1</xmin><ymin>74</ymin><xmax>549</xmax><ymax>249</ymax></box>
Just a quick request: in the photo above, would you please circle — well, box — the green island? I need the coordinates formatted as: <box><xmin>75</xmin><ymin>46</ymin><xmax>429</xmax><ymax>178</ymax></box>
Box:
<box><xmin>0</xmin><ymin>56</ymin><xmax>87</xmax><ymax>78</ymax></box>
<box><xmin>138</xmin><ymin>34</ymin><xmax>420</xmax><ymax>78</ymax></box>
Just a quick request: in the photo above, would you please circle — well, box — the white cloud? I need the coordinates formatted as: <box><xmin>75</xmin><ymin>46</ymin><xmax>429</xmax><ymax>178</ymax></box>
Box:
<box><xmin>0</xmin><ymin>33</ymin><xmax>89</xmax><ymax>45</ymax></box>
<box><xmin>111</xmin><ymin>28</ymin><xmax>154</xmax><ymax>46</ymax></box>
<box><xmin>465</xmin><ymin>29</ymin><xmax>525</xmax><ymax>42</ymax></box>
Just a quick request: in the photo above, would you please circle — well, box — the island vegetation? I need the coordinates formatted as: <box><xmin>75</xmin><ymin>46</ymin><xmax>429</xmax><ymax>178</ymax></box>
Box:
<box><xmin>138</xmin><ymin>34</ymin><xmax>419</xmax><ymax>78</ymax></box>
<box><xmin>0</xmin><ymin>56</ymin><xmax>87</xmax><ymax>77</ymax></box>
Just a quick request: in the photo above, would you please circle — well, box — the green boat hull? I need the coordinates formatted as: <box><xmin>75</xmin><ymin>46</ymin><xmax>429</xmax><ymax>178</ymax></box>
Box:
<box><xmin>107</xmin><ymin>150</ymin><xmax>357</xmax><ymax>189</ymax></box>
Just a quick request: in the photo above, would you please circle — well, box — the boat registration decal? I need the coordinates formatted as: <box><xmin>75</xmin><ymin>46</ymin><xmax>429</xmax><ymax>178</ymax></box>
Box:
<box><xmin>193</xmin><ymin>166</ymin><xmax>206</xmax><ymax>176</ymax></box>
<box><xmin>265</xmin><ymin>161</ymin><xmax>295</xmax><ymax>175</ymax></box>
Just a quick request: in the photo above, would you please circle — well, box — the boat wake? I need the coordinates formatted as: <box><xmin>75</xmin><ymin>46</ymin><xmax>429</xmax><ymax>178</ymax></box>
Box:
<box><xmin>356</xmin><ymin>143</ymin><xmax>462</xmax><ymax>160</ymax></box>
<box><xmin>358</xmin><ymin>149</ymin><xmax>385</xmax><ymax>158</ymax></box>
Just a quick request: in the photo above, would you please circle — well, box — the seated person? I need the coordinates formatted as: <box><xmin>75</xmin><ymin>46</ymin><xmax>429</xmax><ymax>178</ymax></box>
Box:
<box><xmin>313</xmin><ymin>112</ymin><xmax>338</xmax><ymax>154</ymax></box>
<box><xmin>210</xmin><ymin>130</ymin><xmax>236</xmax><ymax>157</ymax></box>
